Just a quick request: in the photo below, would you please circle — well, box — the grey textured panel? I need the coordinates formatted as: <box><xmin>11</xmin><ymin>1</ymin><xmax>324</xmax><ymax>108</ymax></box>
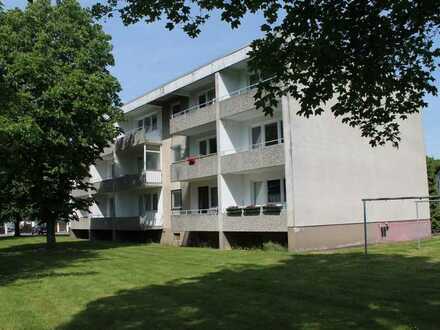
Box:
<box><xmin>221</xmin><ymin>143</ymin><xmax>285</xmax><ymax>174</ymax></box>
<box><xmin>170</xmin><ymin>103</ymin><xmax>216</xmax><ymax>135</ymax></box>
<box><xmin>171</xmin><ymin>214</ymin><xmax>219</xmax><ymax>232</ymax></box>
<box><xmin>70</xmin><ymin>217</ymin><xmax>162</xmax><ymax>231</ymax></box>
<box><xmin>219</xmin><ymin>90</ymin><xmax>256</xmax><ymax>118</ymax></box>
<box><xmin>223</xmin><ymin>211</ymin><xmax>287</xmax><ymax>232</ymax></box>
<box><xmin>171</xmin><ymin>154</ymin><xmax>218</xmax><ymax>182</ymax></box>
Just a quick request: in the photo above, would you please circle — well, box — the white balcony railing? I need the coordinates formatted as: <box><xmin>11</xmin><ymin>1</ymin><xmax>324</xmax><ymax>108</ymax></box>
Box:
<box><xmin>172</xmin><ymin>208</ymin><xmax>218</xmax><ymax>216</ymax></box>
<box><xmin>142</xmin><ymin>170</ymin><xmax>162</xmax><ymax>184</ymax></box>
<box><xmin>172</xmin><ymin>152</ymin><xmax>217</xmax><ymax>165</ymax></box>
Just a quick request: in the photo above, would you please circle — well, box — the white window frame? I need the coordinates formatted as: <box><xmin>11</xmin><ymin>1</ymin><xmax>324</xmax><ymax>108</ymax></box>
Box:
<box><xmin>144</xmin><ymin>149</ymin><xmax>161</xmax><ymax>171</ymax></box>
<box><xmin>135</xmin><ymin>112</ymin><xmax>159</xmax><ymax>132</ymax></box>
<box><xmin>196</xmin><ymin>135</ymin><xmax>217</xmax><ymax>156</ymax></box>
<box><xmin>197</xmin><ymin>184</ymin><xmax>218</xmax><ymax>209</ymax></box>
<box><xmin>197</xmin><ymin>88</ymin><xmax>216</xmax><ymax>108</ymax></box>
<box><xmin>250</xmin><ymin>119</ymin><xmax>284</xmax><ymax>148</ymax></box>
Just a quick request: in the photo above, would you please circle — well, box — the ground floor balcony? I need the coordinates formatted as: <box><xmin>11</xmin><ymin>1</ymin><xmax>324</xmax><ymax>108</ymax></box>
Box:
<box><xmin>171</xmin><ymin>209</ymin><xmax>219</xmax><ymax>232</ymax></box>
<box><xmin>223</xmin><ymin>206</ymin><xmax>287</xmax><ymax>232</ymax></box>
<box><xmin>170</xmin><ymin>205</ymin><xmax>287</xmax><ymax>233</ymax></box>
<box><xmin>71</xmin><ymin>213</ymin><xmax>162</xmax><ymax>232</ymax></box>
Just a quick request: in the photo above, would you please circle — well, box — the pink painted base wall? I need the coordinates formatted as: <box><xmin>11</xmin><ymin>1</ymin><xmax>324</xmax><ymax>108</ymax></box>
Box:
<box><xmin>374</xmin><ymin>219</ymin><xmax>431</xmax><ymax>242</ymax></box>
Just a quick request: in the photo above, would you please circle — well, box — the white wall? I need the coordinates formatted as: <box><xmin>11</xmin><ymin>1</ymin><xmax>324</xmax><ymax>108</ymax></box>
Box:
<box><xmin>287</xmin><ymin>97</ymin><xmax>430</xmax><ymax>226</ymax></box>
<box><xmin>189</xmin><ymin>179</ymin><xmax>217</xmax><ymax>210</ymax></box>
<box><xmin>90</xmin><ymin>159</ymin><xmax>112</xmax><ymax>182</ymax></box>
<box><xmin>217</xmin><ymin>69</ymin><xmax>248</xmax><ymax>99</ymax></box>
<box><xmin>219</xmin><ymin>112</ymin><xmax>283</xmax><ymax>155</ymax></box>
<box><xmin>221</xmin><ymin>168</ymin><xmax>285</xmax><ymax>211</ymax></box>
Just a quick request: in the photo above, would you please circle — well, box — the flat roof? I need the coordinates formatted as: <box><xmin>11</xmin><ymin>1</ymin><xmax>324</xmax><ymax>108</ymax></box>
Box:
<box><xmin>121</xmin><ymin>45</ymin><xmax>251</xmax><ymax>114</ymax></box>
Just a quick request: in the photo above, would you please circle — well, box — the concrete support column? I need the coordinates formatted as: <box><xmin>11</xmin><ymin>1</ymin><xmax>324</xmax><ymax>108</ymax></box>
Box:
<box><xmin>219</xmin><ymin>231</ymin><xmax>232</xmax><ymax>250</ymax></box>
<box><xmin>89</xmin><ymin>230</ymin><xmax>95</xmax><ymax>241</ymax></box>
<box><xmin>214</xmin><ymin>72</ymin><xmax>226</xmax><ymax>249</ymax></box>
<box><xmin>281</xmin><ymin>95</ymin><xmax>297</xmax><ymax>251</ymax></box>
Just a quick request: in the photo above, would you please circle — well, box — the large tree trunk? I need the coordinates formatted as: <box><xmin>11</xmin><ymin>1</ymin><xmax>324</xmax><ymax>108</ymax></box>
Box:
<box><xmin>46</xmin><ymin>218</ymin><xmax>56</xmax><ymax>248</ymax></box>
<box><xmin>14</xmin><ymin>220</ymin><xmax>20</xmax><ymax>237</ymax></box>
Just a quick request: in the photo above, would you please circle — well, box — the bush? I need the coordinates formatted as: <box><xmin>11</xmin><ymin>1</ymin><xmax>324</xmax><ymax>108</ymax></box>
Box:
<box><xmin>262</xmin><ymin>241</ymin><xmax>287</xmax><ymax>252</ymax></box>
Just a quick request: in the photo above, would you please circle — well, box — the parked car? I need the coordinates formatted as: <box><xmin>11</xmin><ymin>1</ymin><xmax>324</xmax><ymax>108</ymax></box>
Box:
<box><xmin>32</xmin><ymin>225</ymin><xmax>47</xmax><ymax>236</ymax></box>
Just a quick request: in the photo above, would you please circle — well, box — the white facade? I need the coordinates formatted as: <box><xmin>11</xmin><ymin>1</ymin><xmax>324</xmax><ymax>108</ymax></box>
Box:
<box><xmin>72</xmin><ymin>45</ymin><xmax>430</xmax><ymax>250</ymax></box>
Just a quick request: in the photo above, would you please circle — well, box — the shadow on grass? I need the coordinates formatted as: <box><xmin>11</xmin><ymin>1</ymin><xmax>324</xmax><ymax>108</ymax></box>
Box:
<box><xmin>0</xmin><ymin>238</ymin><xmax>135</xmax><ymax>286</ymax></box>
<box><xmin>57</xmin><ymin>252</ymin><xmax>440</xmax><ymax>330</ymax></box>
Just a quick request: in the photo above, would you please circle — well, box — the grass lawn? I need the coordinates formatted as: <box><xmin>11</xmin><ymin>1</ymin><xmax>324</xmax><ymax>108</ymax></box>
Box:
<box><xmin>0</xmin><ymin>237</ymin><xmax>439</xmax><ymax>330</ymax></box>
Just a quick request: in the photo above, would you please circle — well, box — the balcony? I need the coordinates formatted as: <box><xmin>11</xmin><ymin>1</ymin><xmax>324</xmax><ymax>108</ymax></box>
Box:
<box><xmin>91</xmin><ymin>171</ymin><xmax>162</xmax><ymax>194</ymax></box>
<box><xmin>219</xmin><ymin>87</ymin><xmax>258</xmax><ymax>119</ymax></box>
<box><xmin>70</xmin><ymin>213</ymin><xmax>161</xmax><ymax>231</ymax></box>
<box><xmin>115</xmin><ymin>128</ymin><xmax>161</xmax><ymax>152</ymax></box>
<box><xmin>171</xmin><ymin>154</ymin><xmax>218</xmax><ymax>182</ymax></box>
<box><xmin>223</xmin><ymin>205</ymin><xmax>287</xmax><ymax>232</ymax></box>
<box><xmin>221</xmin><ymin>140</ymin><xmax>285</xmax><ymax>174</ymax></box>
<box><xmin>171</xmin><ymin>209</ymin><xmax>219</xmax><ymax>232</ymax></box>
<box><xmin>170</xmin><ymin>101</ymin><xmax>216</xmax><ymax>135</ymax></box>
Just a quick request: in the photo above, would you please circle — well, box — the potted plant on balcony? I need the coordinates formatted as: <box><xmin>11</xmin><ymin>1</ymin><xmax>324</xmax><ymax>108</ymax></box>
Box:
<box><xmin>186</xmin><ymin>156</ymin><xmax>196</xmax><ymax>165</ymax></box>
<box><xmin>226</xmin><ymin>206</ymin><xmax>242</xmax><ymax>217</ymax></box>
<box><xmin>263</xmin><ymin>203</ymin><xmax>282</xmax><ymax>215</ymax></box>
<box><xmin>244</xmin><ymin>205</ymin><xmax>260</xmax><ymax>216</ymax></box>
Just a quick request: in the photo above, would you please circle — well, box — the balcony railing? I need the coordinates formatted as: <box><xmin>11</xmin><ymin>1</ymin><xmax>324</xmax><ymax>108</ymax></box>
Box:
<box><xmin>170</xmin><ymin>78</ymin><xmax>273</xmax><ymax>119</ymax></box>
<box><xmin>171</xmin><ymin>99</ymin><xmax>216</xmax><ymax>119</ymax></box>
<box><xmin>172</xmin><ymin>208</ymin><xmax>218</xmax><ymax>216</ymax></box>
<box><xmin>224</xmin><ymin>204</ymin><xmax>285</xmax><ymax>216</ymax></box>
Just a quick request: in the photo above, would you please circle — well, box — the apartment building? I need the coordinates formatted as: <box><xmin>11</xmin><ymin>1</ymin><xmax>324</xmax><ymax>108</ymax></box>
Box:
<box><xmin>71</xmin><ymin>46</ymin><xmax>431</xmax><ymax>251</ymax></box>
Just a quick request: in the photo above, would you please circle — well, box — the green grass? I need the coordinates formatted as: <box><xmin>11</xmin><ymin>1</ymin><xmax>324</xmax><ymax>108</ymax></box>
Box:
<box><xmin>0</xmin><ymin>236</ymin><xmax>439</xmax><ymax>330</ymax></box>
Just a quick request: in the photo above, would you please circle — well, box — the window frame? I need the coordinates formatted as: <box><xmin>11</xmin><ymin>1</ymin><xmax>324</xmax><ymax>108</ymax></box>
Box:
<box><xmin>171</xmin><ymin>189</ymin><xmax>183</xmax><ymax>210</ymax></box>
<box><xmin>250</xmin><ymin>120</ymin><xmax>284</xmax><ymax>149</ymax></box>
<box><xmin>197</xmin><ymin>135</ymin><xmax>217</xmax><ymax>156</ymax></box>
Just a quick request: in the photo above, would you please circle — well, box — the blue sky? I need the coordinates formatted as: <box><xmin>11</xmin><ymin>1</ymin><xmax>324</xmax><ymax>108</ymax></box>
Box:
<box><xmin>5</xmin><ymin>0</ymin><xmax>440</xmax><ymax>158</ymax></box>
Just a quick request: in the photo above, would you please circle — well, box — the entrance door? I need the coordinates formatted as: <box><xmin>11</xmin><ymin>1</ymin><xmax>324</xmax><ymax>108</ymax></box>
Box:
<box><xmin>198</xmin><ymin>186</ymin><xmax>209</xmax><ymax>213</ymax></box>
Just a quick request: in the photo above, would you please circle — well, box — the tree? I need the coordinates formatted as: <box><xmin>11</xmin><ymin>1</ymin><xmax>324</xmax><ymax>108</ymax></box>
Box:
<box><xmin>93</xmin><ymin>0</ymin><xmax>439</xmax><ymax>146</ymax></box>
<box><xmin>0</xmin><ymin>0</ymin><xmax>122</xmax><ymax>247</ymax></box>
<box><xmin>427</xmin><ymin>156</ymin><xmax>440</xmax><ymax>233</ymax></box>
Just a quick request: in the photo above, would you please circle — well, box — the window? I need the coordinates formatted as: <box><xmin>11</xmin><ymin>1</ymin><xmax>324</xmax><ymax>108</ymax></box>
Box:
<box><xmin>137</xmin><ymin>157</ymin><xmax>143</xmax><ymax>174</ymax></box>
<box><xmin>138</xmin><ymin>196</ymin><xmax>144</xmax><ymax>216</ymax></box>
<box><xmin>252</xmin><ymin>181</ymin><xmax>263</xmax><ymax>205</ymax></box>
<box><xmin>137</xmin><ymin>114</ymin><xmax>158</xmax><ymax>132</ymax></box>
<box><xmin>210</xmin><ymin>187</ymin><xmax>218</xmax><ymax>208</ymax></box>
<box><xmin>109</xmin><ymin>198</ymin><xmax>115</xmax><ymax>217</ymax></box>
<box><xmin>198</xmin><ymin>137</ymin><xmax>217</xmax><ymax>156</ymax></box>
<box><xmin>171</xmin><ymin>189</ymin><xmax>182</xmax><ymax>210</ymax></box>
<box><xmin>267</xmin><ymin>180</ymin><xmax>281</xmax><ymax>203</ymax></box>
<box><xmin>249</xmin><ymin>73</ymin><xmax>259</xmax><ymax>86</ymax></box>
<box><xmin>252</xmin><ymin>126</ymin><xmax>262</xmax><ymax>148</ymax></box>
<box><xmin>152</xmin><ymin>193</ymin><xmax>158</xmax><ymax>211</ymax></box>
<box><xmin>209</xmin><ymin>137</ymin><xmax>217</xmax><ymax>154</ymax></box>
<box><xmin>265</xmin><ymin>122</ymin><xmax>279</xmax><ymax>146</ymax></box>
<box><xmin>251</xmin><ymin>121</ymin><xmax>283</xmax><ymax>148</ymax></box>
<box><xmin>283</xmin><ymin>179</ymin><xmax>287</xmax><ymax>202</ymax></box>
<box><xmin>198</xmin><ymin>89</ymin><xmax>215</xmax><ymax>108</ymax></box>
<box><xmin>199</xmin><ymin>140</ymin><xmax>207</xmax><ymax>156</ymax></box>
<box><xmin>144</xmin><ymin>193</ymin><xmax>159</xmax><ymax>211</ymax></box>
<box><xmin>145</xmin><ymin>151</ymin><xmax>160</xmax><ymax>170</ymax></box>
<box><xmin>144</xmin><ymin>116</ymin><xmax>151</xmax><ymax>132</ymax></box>
<box><xmin>172</xmin><ymin>103</ymin><xmax>181</xmax><ymax>116</ymax></box>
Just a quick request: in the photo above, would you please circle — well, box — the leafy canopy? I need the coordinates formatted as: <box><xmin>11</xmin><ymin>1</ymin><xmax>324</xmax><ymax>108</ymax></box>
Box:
<box><xmin>93</xmin><ymin>0</ymin><xmax>439</xmax><ymax>146</ymax></box>
<box><xmin>427</xmin><ymin>156</ymin><xmax>440</xmax><ymax>232</ymax></box>
<box><xmin>0</xmin><ymin>0</ymin><xmax>122</xmax><ymax>244</ymax></box>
